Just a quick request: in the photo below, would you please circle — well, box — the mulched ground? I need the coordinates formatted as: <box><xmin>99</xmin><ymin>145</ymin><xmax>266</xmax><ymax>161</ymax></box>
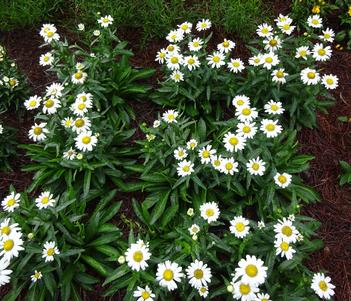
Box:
<box><xmin>1</xmin><ymin>13</ymin><xmax>351</xmax><ymax>301</ymax></box>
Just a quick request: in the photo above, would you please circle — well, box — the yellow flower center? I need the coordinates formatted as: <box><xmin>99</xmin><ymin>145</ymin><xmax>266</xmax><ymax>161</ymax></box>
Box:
<box><xmin>319</xmin><ymin>280</ymin><xmax>328</xmax><ymax>291</ymax></box>
<box><xmin>232</xmin><ymin>61</ymin><xmax>240</xmax><ymax>67</ymax></box>
<box><xmin>34</xmin><ymin>272</ymin><xmax>41</xmax><ymax>279</ymax></box>
<box><xmin>280</xmin><ymin>241</ymin><xmax>289</xmax><ymax>251</ymax></box>
<box><xmin>29</xmin><ymin>100</ymin><xmax>37</xmax><ymax>107</ymax></box>
<box><xmin>276</xmin><ymin>71</ymin><xmax>284</xmax><ymax>78</ymax></box>
<box><xmin>229</xmin><ymin>137</ymin><xmax>238</xmax><ymax>146</ymax></box>
<box><xmin>324</xmin><ymin>33</ymin><xmax>330</xmax><ymax>39</ymax></box>
<box><xmin>242</xmin><ymin>108</ymin><xmax>251</xmax><ymax>116</ymax></box>
<box><xmin>47</xmin><ymin>248</ymin><xmax>55</xmax><ymax>256</ymax></box>
<box><xmin>103</xmin><ymin>18</ymin><xmax>110</xmax><ymax>23</ymax></box>
<box><xmin>181</xmin><ymin>24</ymin><xmax>188</xmax><ymax>30</ymax></box>
<box><xmin>237</xmin><ymin>99</ymin><xmax>244</xmax><ymax>106</ymax></box>
<box><xmin>194</xmin><ymin>269</ymin><xmax>204</xmax><ymax>279</ymax></box>
<box><xmin>182</xmin><ymin>166</ymin><xmax>190</xmax><ymax>172</ymax></box>
<box><xmin>133</xmin><ymin>251</ymin><xmax>143</xmax><ymax>262</ymax></box>
<box><xmin>214</xmin><ymin>160</ymin><xmax>221</xmax><ymax>166</ymax></box>
<box><xmin>82</xmin><ymin>136</ymin><xmax>91</xmax><ymax>144</ymax></box>
<box><xmin>6</xmin><ymin>199</ymin><xmax>15</xmax><ymax>207</ymax></box>
<box><xmin>171</xmin><ymin>34</ymin><xmax>177</xmax><ymax>40</ymax></box>
<box><xmin>171</xmin><ymin>57</ymin><xmax>178</xmax><ymax>64</ymax></box>
<box><xmin>190</xmin><ymin>143</ymin><xmax>195</xmax><ymax>149</ymax></box>
<box><xmin>167</xmin><ymin>114</ymin><xmax>175</xmax><ymax>120</ymax></box>
<box><xmin>235</xmin><ymin>222</ymin><xmax>245</xmax><ymax>232</ymax></box>
<box><xmin>167</xmin><ymin>45</ymin><xmax>174</xmax><ymax>52</ymax></box>
<box><xmin>312</xmin><ymin>19</ymin><xmax>319</xmax><ymax>25</ymax></box>
<box><xmin>261</xmin><ymin>28</ymin><xmax>269</xmax><ymax>34</ymax></box>
<box><xmin>206</xmin><ymin>208</ymin><xmax>214</xmax><ymax>217</ymax></box>
<box><xmin>163</xmin><ymin>269</ymin><xmax>174</xmax><ymax>281</ymax></box>
<box><xmin>41</xmin><ymin>196</ymin><xmax>49</xmax><ymax>204</ymax></box>
<box><xmin>188</xmin><ymin>58</ymin><xmax>195</xmax><ymax>65</ymax></box>
<box><xmin>33</xmin><ymin>127</ymin><xmax>43</xmax><ymax>135</ymax></box>
<box><xmin>45</xmin><ymin>99</ymin><xmax>54</xmax><ymax>108</ymax></box>
<box><xmin>201</xmin><ymin>23</ymin><xmax>207</xmax><ymax>28</ymax></box>
<box><xmin>265</xmin><ymin>57</ymin><xmax>273</xmax><ymax>63</ymax></box>
<box><xmin>239</xmin><ymin>284</ymin><xmax>251</xmax><ymax>295</ymax></box>
<box><xmin>193</xmin><ymin>41</ymin><xmax>199</xmax><ymax>47</ymax></box>
<box><xmin>282</xmin><ymin>24</ymin><xmax>290</xmax><ymax>30</ymax></box>
<box><xmin>75</xmin><ymin>119</ymin><xmax>85</xmax><ymax>127</ymax></box>
<box><xmin>74</xmin><ymin>72</ymin><xmax>83</xmax><ymax>79</ymax></box>
<box><xmin>300</xmin><ymin>50</ymin><xmax>307</xmax><ymax>57</ymax></box>
<box><xmin>47</xmin><ymin>31</ymin><xmax>54</xmax><ymax>38</ymax></box>
<box><xmin>3</xmin><ymin>239</ymin><xmax>14</xmax><ymax>251</ymax></box>
<box><xmin>141</xmin><ymin>291</ymin><xmax>150</xmax><ymax>299</ymax></box>
<box><xmin>200</xmin><ymin>287</ymin><xmax>207</xmax><ymax>293</ymax></box>
<box><xmin>265</xmin><ymin>124</ymin><xmax>275</xmax><ymax>131</ymax></box>
<box><xmin>271</xmin><ymin>104</ymin><xmax>278</xmax><ymax>111</ymax></box>
<box><xmin>9</xmin><ymin>79</ymin><xmax>17</xmax><ymax>86</ymax></box>
<box><xmin>213</xmin><ymin>56</ymin><xmax>220</xmax><ymax>63</ymax></box>
<box><xmin>269</xmin><ymin>39</ymin><xmax>278</xmax><ymax>46</ymax></box>
<box><xmin>243</xmin><ymin>126</ymin><xmax>251</xmax><ymax>133</ymax></box>
<box><xmin>225</xmin><ymin>162</ymin><xmax>233</xmax><ymax>170</ymax></box>
<box><xmin>78</xmin><ymin>103</ymin><xmax>86</xmax><ymax>110</ymax></box>
<box><xmin>278</xmin><ymin>175</ymin><xmax>287</xmax><ymax>183</ymax></box>
<box><xmin>1</xmin><ymin>226</ymin><xmax>10</xmax><ymax>235</ymax></box>
<box><xmin>307</xmin><ymin>72</ymin><xmax>316</xmax><ymax>79</ymax></box>
<box><xmin>178</xmin><ymin>150</ymin><xmax>184</xmax><ymax>157</ymax></box>
<box><xmin>43</xmin><ymin>56</ymin><xmax>50</xmax><ymax>62</ymax></box>
<box><xmin>80</xmin><ymin>95</ymin><xmax>87</xmax><ymax>101</ymax></box>
<box><xmin>254</xmin><ymin>58</ymin><xmax>260</xmax><ymax>63</ymax></box>
<box><xmin>252</xmin><ymin>163</ymin><xmax>260</xmax><ymax>170</ymax></box>
<box><xmin>202</xmin><ymin>150</ymin><xmax>210</xmax><ymax>158</ymax></box>
<box><xmin>282</xmin><ymin>225</ymin><xmax>293</xmax><ymax>236</ymax></box>
<box><xmin>245</xmin><ymin>264</ymin><xmax>258</xmax><ymax>277</ymax></box>
<box><xmin>326</xmin><ymin>78</ymin><xmax>334</xmax><ymax>85</ymax></box>
<box><xmin>223</xmin><ymin>41</ymin><xmax>230</xmax><ymax>47</ymax></box>
<box><xmin>318</xmin><ymin>49</ymin><xmax>326</xmax><ymax>56</ymax></box>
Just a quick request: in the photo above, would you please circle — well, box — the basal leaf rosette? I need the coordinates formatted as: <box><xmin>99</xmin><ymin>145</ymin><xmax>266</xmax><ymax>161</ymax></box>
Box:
<box><xmin>103</xmin><ymin>206</ymin><xmax>334</xmax><ymax>300</ymax></box>
<box><xmin>132</xmin><ymin>99</ymin><xmax>318</xmax><ymax>227</ymax></box>
<box><xmin>0</xmin><ymin>187</ymin><xmax>125</xmax><ymax>301</ymax></box>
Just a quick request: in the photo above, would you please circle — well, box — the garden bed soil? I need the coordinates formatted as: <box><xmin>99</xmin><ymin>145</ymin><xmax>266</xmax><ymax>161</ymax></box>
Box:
<box><xmin>1</xmin><ymin>19</ymin><xmax>351</xmax><ymax>301</ymax></box>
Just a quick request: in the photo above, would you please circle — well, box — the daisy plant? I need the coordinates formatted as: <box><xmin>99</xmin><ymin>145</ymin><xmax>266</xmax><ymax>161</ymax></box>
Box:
<box><xmin>103</xmin><ymin>207</ymin><xmax>332</xmax><ymax>300</ymax></box>
<box><xmin>0</xmin><ymin>187</ymin><xmax>126</xmax><ymax>301</ymax></box>
<box><xmin>0</xmin><ymin>123</ymin><xmax>17</xmax><ymax>171</ymax></box>
<box><xmin>0</xmin><ymin>45</ymin><xmax>30</xmax><ymax>113</ymax></box>
<box><xmin>119</xmin><ymin>108</ymin><xmax>318</xmax><ymax>229</ymax></box>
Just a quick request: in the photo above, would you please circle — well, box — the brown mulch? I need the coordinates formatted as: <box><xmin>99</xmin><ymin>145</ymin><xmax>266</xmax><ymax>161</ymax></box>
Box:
<box><xmin>1</xmin><ymin>13</ymin><xmax>351</xmax><ymax>301</ymax></box>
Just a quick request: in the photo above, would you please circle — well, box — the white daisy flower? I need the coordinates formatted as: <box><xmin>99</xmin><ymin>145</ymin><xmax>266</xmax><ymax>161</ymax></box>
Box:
<box><xmin>256</xmin><ymin>23</ymin><xmax>273</xmax><ymax>37</ymax></box>
<box><xmin>210</xmin><ymin>154</ymin><xmax>223</xmax><ymax>171</ymax></box>
<box><xmin>97</xmin><ymin>15</ymin><xmax>114</xmax><ymax>27</ymax></box>
<box><xmin>71</xmin><ymin>70</ymin><xmax>87</xmax><ymax>84</ymax></box>
<box><xmin>271</xmin><ymin>68</ymin><xmax>288</xmax><ymax>84</ymax></box>
<box><xmin>207</xmin><ymin>51</ymin><xmax>225</xmax><ymax>69</ymax></box>
<box><xmin>248</xmin><ymin>55</ymin><xmax>263</xmax><ymax>66</ymax></box>
<box><xmin>198</xmin><ymin>145</ymin><xmax>216</xmax><ymax>164</ymax></box>
<box><xmin>263</xmin><ymin>36</ymin><xmax>282</xmax><ymax>52</ymax></box>
<box><xmin>295</xmin><ymin>46</ymin><xmax>310</xmax><ymax>60</ymax></box>
<box><xmin>177</xmin><ymin>160</ymin><xmax>194</xmax><ymax>177</ymax></box>
<box><xmin>319</xmin><ymin>28</ymin><xmax>335</xmax><ymax>43</ymax></box>
<box><xmin>0</xmin><ymin>124</ymin><xmax>3</xmax><ymax>135</ymax></box>
<box><xmin>307</xmin><ymin>14</ymin><xmax>323</xmax><ymax>28</ymax></box>
<box><xmin>275</xmin><ymin>238</ymin><xmax>295</xmax><ymax>260</ymax></box>
<box><xmin>300</xmin><ymin>67</ymin><xmax>320</xmax><ymax>85</ymax></box>
<box><xmin>223</xmin><ymin>132</ymin><xmax>246</xmax><ymax>152</ymax></box>
<box><xmin>200</xmin><ymin>202</ymin><xmax>220</xmax><ymax>223</ymax></box>
<box><xmin>278</xmin><ymin>22</ymin><xmax>296</xmax><ymax>35</ymax></box>
<box><xmin>0</xmin><ymin>257</ymin><xmax>12</xmax><ymax>286</ymax></box>
<box><xmin>312</xmin><ymin>43</ymin><xmax>332</xmax><ymax>62</ymax></box>
<box><xmin>261</xmin><ymin>52</ymin><xmax>279</xmax><ymax>70</ymax></box>
<box><xmin>174</xmin><ymin>147</ymin><xmax>188</xmax><ymax>160</ymax></box>
<box><xmin>155</xmin><ymin>48</ymin><xmax>167</xmax><ymax>64</ymax></box>
<box><xmin>24</xmin><ymin>95</ymin><xmax>42</xmax><ymax>110</ymax></box>
<box><xmin>72</xmin><ymin>117</ymin><xmax>91</xmax><ymax>133</ymax></box>
<box><xmin>274</xmin><ymin>172</ymin><xmax>292</xmax><ymax>188</ymax></box>
<box><xmin>322</xmin><ymin>74</ymin><xmax>338</xmax><ymax>90</ymax></box>
<box><xmin>28</xmin><ymin>123</ymin><xmax>49</xmax><ymax>142</ymax></box>
<box><xmin>186</xmin><ymin>139</ymin><xmax>198</xmax><ymax>150</ymax></box>
<box><xmin>275</xmin><ymin>14</ymin><xmax>292</xmax><ymax>25</ymax></box>
<box><xmin>63</xmin><ymin>148</ymin><xmax>77</xmax><ymax>160</ymax></box>
<box><xmin>188</xmin><ymin>224</ymin><xmax>200</xmax><ymax>235</ymax></box>
<box><xmin>264</xmin><ymin>100</ymin><xmax>284</xmax><ymax>115</ymax></box>
<box><xmin>260</xmin><ymin>119</ymin><xmax>282</xmax><ymax>138</ymax></box>
<box><xmin>311</xmin><ymin>273</ymin><xmax>335</xmax><ymax>300</ymax></box>
<box><xmin>228</xmin><ymin>58</ymin><xmax>245</xmax><ymax>73</ymax></box>
<box><xmin>75</xmin><ymin>131</ymin><xmax>98</xmax><ymax>152</ymax></box>
<box><xmin>133</xmin><ymin>285</ymin><xmax>155</xmax><ymax>301</ymax></box>
<box><xmin>232</xmin><ymin>280</ymin><xmax>259</xmax><ymax>301</ymax></box>
<box><xmin>42</xmin><ymin>97</ymin><xmax>61</xmax><ymax>114</ymax></box>
<box><xmin>230</xmin><ymin>216</ymin><xmax>250</xmax><ymax>239</ymax></box>
<box><xmin>196</xmin><ymin>19</ymin><xmax>211</xmax><ymax>31</ymax></box>
<box><xmin>232</xmin><ymin>95</ymin><xmax>250</xmax><ymax>108</ymax></box>
<box><xmin>234</xmin><ymin>255</ymin><xmax>268</xmax><ymax>286</ymax></box>
<box><xmin>166</xmin><ymin>29</ymin><xmax>184</xmax><ymax>43</ymax></box>
<box><xmin>184</xmin><ymin>55</ymin><xmax>200</xmax><ymax>71</ymax></box>
<box><xmin>46</xmin><ymin>82</ymin><xmax>64</xmax><ymax>98</ymax></box>
<box><xmin>35</xmin><ymin>191</ymin><xmax>56</xmax><ymax>209</ymax></box>
<box><xmin>235</xmin><ymin>106</ymin><xmax>258</xmax><ymax>122</ymax></box>
<box><xmin>186</xmin><ymin>259</ymin><xmax>212</xmax><ymax>289</ymax></box>
<box><xmin>42</xmin><ymin>241</ymin><xmax>60</xmax><ymax>262</ymax></box>
<box><xmin>153</xmin><ymin>120</ymin><xmax>161</xmax><ymax>128</ymax></box>
<box><xmin>162</xmin><ymin>110</ymin><xmax>179</xmax><ymax>123</ymax></box>
<box><xmin>255</xmin><ymin>293</ymin><xmax>271</xmax><ymax>301</ymax></box>
<box><xmin>78</xmin><ymin>23</ymin><xmax>85</xmax><ymax>31</ymax></box>
<box><xmin>39</xmin><ymin>52</ymin><xmax>54</xmax><ymax>66</ymax></box>
<box><xmin>0</xmin><ymin>219</ymin><xmax>20</xmax><ymax>237</ymax></box>
<box><xmin>0</xmin><ymin>231</ymin><xmax>24</xmax><ymax>262</ymax></box>
<box><xmin>217</xmin><ymin>39</ymin><xmax>235</xmax><ymax>53</ymax></box>
<box><xmin>198</xmin><ymin>286</ymin><xmax>209</xmax><ymax>298</ymax></box>
<box><xmin>31</xmin><ymin>270</ymin><xmax>43</xmax><ymax>283</ymax></box>
<box><xmin>246</xmin><ymin>157</ymin><xmax>266</xmax><ymax>176</ymax></box>
<box><xmin>72</xmin><ymin>100</ymin><xmax>92</xmax><ymax>116</ymax></box>
<box><xmin>188</xmin><ymin>38</ymin><xmax>203</xmax><ymax>52</ymax></box>
<box><xmin>178</xmin><ymin>21</ymin><xmax>192</xmax><ymax>34</ymax></box>
<box><xmin>125</xmin><ymin>240</ymin><xmax>151</xmax><ymax>272</ymax></box>
<box><xmin>2</xmin><ymin>192</ymin><xmax>21</xmax><ymax>213</ymax></box>
<box><xmin>39</xmin><ymin>23</ymin><xmax>60</xmax><ymax>43</ymax></box>
<box><xmin>236</xmin><ymin>122</ymin><xmax>257</xmax><ymax>139</ymax></box>
<box><xmin>76</xmin><ymin>92</ymin><xmax>93</xmax><ymax>103</ymax></box>
<box><xmin>274</xmin><ymin>217</ymin><xmax>299</xmax><ymax>243</ymax></box>
<box><xmin>166</xmin><ymin>53</ymin><xmax>183</xmax><ymax>70</ymax></box>
<box><xmin>170</xmin><ymin>70</ymin><xmax>184</xmax><ymax>82</ymax></box>
<box><xmin>220</xmin><ymin>157</ymin><xmax>239</xmax><ymax>175</ymax></box>
<box><xmin>93</xmin><ymin>30</ymin><xmax>100</xmax><ymax>37</ymax></box>
<box><xmin>156</xmin><ymin>260</ymin><xmax>184</xmax><ymax>291</ymax></box>
<box><xmin>165</xmin><ymin>44</ymin><xmax>180</xmax><ymax>54</ymax></box>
